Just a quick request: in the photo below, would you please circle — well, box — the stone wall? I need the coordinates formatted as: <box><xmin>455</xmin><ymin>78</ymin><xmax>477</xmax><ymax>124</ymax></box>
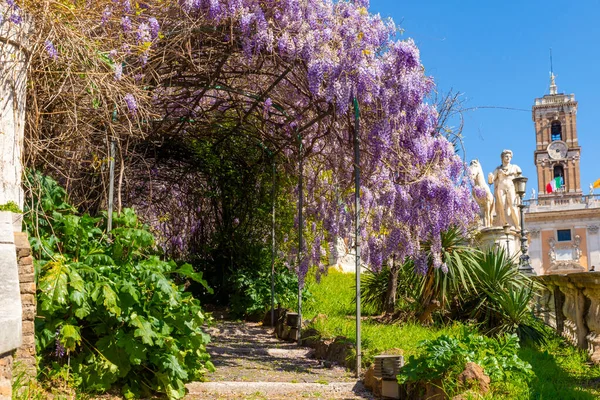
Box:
<box><xmin>534</xmin><ymin>272</ymin><xmax>600</xmax><ymax>363</ymax></box>
<box><xmin>0</xmin><ymin>353</ymin><xmax>13</xmax><ymax>400</ymax></box>
<box><xmin>14</xmin><ymin>232</ymin><xmax>36</xmax><ymax>378</ymax></box>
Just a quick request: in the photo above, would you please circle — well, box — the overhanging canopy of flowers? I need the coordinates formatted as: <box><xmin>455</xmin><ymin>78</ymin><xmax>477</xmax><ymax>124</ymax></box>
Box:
<box><xmin>3</xmin><ymin>0</ymin><xmax>478</xmax><ymax>283</ymax></box>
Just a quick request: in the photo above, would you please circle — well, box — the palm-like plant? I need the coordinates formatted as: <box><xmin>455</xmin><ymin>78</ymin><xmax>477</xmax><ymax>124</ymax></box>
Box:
<box><xmin>461</xmin><ymin>247</ymin><xmax>546</xmax><ymax>344</ymax></box>
<box><xmin>416</xmin><ymin>226</ymin><xmax>480</xmax><ymax>324</ymax></box>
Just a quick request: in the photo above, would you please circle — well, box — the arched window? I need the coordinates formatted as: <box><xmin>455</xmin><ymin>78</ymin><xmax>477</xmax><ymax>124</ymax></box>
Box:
<box><xmin>553</xmin><ymin>165</ymin><xmax>565</xmax><ymax>189</ymax></box>
<box><xmin>551</xmin><ymin>121</ymin><xmax>562</xmax><ymax>141</ymax></box>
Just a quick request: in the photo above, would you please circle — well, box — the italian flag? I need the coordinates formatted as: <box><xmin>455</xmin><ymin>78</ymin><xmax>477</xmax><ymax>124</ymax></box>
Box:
<box><xmin>546</xmin><ymin>177</ymin><xmax>564</xmax><ymax>193</ymax></box>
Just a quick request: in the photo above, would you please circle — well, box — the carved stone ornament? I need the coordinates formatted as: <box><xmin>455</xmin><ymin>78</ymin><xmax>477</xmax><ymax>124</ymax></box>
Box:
<box><xmin>529</xmin><ymin>229</ymin><xmax>540</xmax><ymax>238</ymax></box>
<box><xmin>548</xmin><ymin>237</ymin><xmax>556</xmax><ymax>262</ymax></box>
<box><xmin>588</xmin><ymin>225</ymin><xmax>599</xmax><ymax>234</ymax></box>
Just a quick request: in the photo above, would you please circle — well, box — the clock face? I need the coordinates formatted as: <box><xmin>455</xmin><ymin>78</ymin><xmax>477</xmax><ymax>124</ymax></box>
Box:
<box><xmin>547</xmin><ymin>141</ymin><xmax>568</xmax><ymax>159</ymax></box>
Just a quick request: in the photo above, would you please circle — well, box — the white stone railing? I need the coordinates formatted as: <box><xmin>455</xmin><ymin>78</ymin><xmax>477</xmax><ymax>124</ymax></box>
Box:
<box><xmin>534</xmin><ymin>273</ymin><xmax>600</xmax><ymax>363</ymax></box>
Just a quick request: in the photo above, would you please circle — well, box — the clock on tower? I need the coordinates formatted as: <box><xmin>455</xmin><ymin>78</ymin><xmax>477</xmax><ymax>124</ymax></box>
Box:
<box><xmin>532</xmin><ymin>74</ymin><xmax>582</xmax><ymax>200</ymax></box>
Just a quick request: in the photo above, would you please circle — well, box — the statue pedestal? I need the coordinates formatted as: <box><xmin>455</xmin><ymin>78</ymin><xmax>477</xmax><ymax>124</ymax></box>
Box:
<box><xmin>477</xmin><ymin>226</ymin><xmax>521</xmax><ymax>258</ymax></box>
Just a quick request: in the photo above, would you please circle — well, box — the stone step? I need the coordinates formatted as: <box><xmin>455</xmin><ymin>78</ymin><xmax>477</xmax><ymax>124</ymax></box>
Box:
<box><xmin>185</xmin><ymin>381</ymin><xmax>372</xmax><ymax>399</ymax></box>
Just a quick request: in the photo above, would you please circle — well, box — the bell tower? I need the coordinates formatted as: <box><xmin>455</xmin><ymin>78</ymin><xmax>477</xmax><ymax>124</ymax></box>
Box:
<box><xmin>532</xmin><ymin>73</ymin><xmax>582</xmax><ymax>202</ymax></box>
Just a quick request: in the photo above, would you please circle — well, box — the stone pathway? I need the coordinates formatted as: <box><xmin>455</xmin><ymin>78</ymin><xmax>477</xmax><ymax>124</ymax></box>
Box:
<box><xmin>185</xmin><ymin>320</ymin><xmax>374</xmax><ymax>400</ymax></box>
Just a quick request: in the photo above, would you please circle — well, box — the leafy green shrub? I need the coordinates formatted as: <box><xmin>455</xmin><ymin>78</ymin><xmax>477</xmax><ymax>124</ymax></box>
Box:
<box><xmin>25</xmin><ymin>171</ymin><xmax>214</xmax><ymax>399</ymax></box>
<box><xmin>398</xmin><ymin>331</ymin><xmax>534</xmax><ymax>396</ymax></box>
<box><xmin>230</xmin><ymin>261</ymin><xmax>307</xmax><ymax>319</ymax></box>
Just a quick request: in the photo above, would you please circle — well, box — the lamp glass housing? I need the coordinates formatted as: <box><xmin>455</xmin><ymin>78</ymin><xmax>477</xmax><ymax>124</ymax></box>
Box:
<box><xmin>513</xmin><ymin>176</ymin><xmax>528</xmax><ymax>197</ymax></box>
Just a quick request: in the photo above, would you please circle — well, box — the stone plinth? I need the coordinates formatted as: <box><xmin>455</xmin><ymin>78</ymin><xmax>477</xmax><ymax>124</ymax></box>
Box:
<box><xmin>476</xmin><ymin>226</ymin><xmax>521</xmax><ymax>258</ymax></box>
<box><xmin>0</xmin><ymin>212</ymin><xmax>22</xmax><ymax>354</ymax></box>
<box><xmin>0</xmin><ymin>212</ymin><xmax>22</xmax><ymax>400</ymax></box>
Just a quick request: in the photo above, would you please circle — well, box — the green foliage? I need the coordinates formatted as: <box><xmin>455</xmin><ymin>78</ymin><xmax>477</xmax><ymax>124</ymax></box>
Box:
<box><xmin>304</xmin><ymin>270</ymin><xmax>464</xmax><ymax>364</ymax></box>
<box><xmin>398</xmin><ymin>331</ymin><xmax>534</xmax><ymax>396</ymax></box>
<box><xmin>0</xmin><ymin>201</ymin><xmax>22</xmax><ymax>213</ymax></box>
<box><xmin>461</xmin><ymin>247</ymin><xmax>547</xmax><ymax>344</ymax></box>
<box><xmin>24</xmin><ymin>171</ymin><xmax>214</xmax><ymax>399</ymax></box>
<box><xmin>230</xmin><ymin>261</ymin><xmax>307</xmax><ymax>318</ymax></box>
<box><xmin>307</xmin><ymin>271</ymin><xmax>600</xmax><ymax>399</ymax></box>
<box><xmin>360</xmin><ymin>226</ymin><xmax>479</xmax><ymax>319</ymax></box>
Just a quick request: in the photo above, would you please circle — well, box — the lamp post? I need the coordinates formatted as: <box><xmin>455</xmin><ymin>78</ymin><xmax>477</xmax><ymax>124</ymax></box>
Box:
<box><xmin>503</xmin><ymin>223</ymin><xmax>511</xmax><ymax>256</ymax></box>
<box><xmin>512</xmin><ymin>175</ymin><xmax>535</xmax><ymax>275</ymax></box>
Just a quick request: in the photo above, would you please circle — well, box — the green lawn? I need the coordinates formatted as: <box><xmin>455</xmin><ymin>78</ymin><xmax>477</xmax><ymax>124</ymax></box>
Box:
<box><xmin>303</xmin><ymin>270</ymin><xmax>600</xmax><ymax>399</ymax></box>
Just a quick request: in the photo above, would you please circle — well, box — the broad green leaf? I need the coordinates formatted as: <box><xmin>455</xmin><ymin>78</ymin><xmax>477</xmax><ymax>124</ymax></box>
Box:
<box><xmin>173</xmin><ymin>264</ymin><xmax>214</xmax><ymax>294</ymax></box>
<box><xmin>38</xmin><ymin>260</ymin><xmax>69</xmax><ymax>311</ymax></box>
<box><xmin>102</xmin><ymin>283</ymin><xmax>122</xmax><ymax>316</ymax></box>
<box><xmin>116</xmin><ymin>333</ymin><xmax>147</xmax><ymax>365</ymax></box>
<box><xmin>68</xmin><ymin>268</ymin><xmax>85</xmax><ymax>291</ymax></box>
<box><xmin>129</xmin><ymin>313</ymin><xmax>157</xmax><ymax>345</ymax></box>
<box><xmin>96</xmin><ymin>336</ymin><xmax>131</xmax><ymax>378</ymax></box>
<box><xmin>61</xmin><ymin>324</ymin><xmax>82</xmax><ymax>351</ymax></box>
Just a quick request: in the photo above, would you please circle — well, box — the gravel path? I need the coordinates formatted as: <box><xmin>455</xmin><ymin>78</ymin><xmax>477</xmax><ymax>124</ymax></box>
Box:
<box><xmin>185</xmin><ymin>320</ymin><xmax>374</xmax><ymax>400</ymax></box>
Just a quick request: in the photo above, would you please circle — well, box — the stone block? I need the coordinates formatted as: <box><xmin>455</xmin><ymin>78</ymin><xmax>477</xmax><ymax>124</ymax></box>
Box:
<box><xmin>21</xmin><ymin>321</ymin><xmax>34</xmax><ymax>336</ymax></box>
<box><xmin>13</xmin><ymin>232</ymin><xmax>30</xmax><ymax>250</ymax></box>
<box><xmin>20</xmin><ymin>335</ymin><xmax>34</xmax><ymax>347</ymax></box>
<box><xmin>17</xmin><ymin>247</ymin><xmax>31</xmax><ymax>259</ymax></box>
<box><xmin>21</xmin><ymin>306</ymin><xmax>36</xmax><ymax>321</ymax></box>
<box><xmin>20</xmin><ymin>294</ymin><xmax>35</xmax><ymax>305</ymax></box>
<box><xmin>18</xmin><ymin>262</ymin><xmax>33</xmax><ymax>275</ymax></box>
<box><xmin>19</xmin><ymin>282</ymin><xmax>36</xmax><ymax>295</ymax></box>
<box><xmin>18</xmin><ymin>256</ymin><xmax>33</xmax><ymax>267</ymax></box>
<box><xmin>0</xmin><ymin>241</ymin><xmax>23</xmax><ymax>354</ymax></box>
<box><xmin>19</xmin><ymin>273</ymin><xmax>35</xmax><ymax>284</ymax></box>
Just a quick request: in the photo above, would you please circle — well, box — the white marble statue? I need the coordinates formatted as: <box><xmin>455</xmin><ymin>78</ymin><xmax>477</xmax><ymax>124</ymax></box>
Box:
<box><xmin>590</xmin><ymin>183</ymin><xmax>595</xmax><ymax>196</ymax></box>
<box><xmin>530</xmin><ymin>188</ymin><xmax>536</xmax><ymax>200</ymax></box>
<box><xmin>488</xmin><ymin>149</ymin><xmax>521</xmax><ymax>229</ymax></box>
<box><xmin>469</xmin><ymin>160</ymin><xmax>494</xmax><ymax>228</ymax></box>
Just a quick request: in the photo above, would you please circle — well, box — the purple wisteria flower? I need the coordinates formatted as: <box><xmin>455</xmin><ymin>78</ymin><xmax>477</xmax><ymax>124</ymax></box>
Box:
<box><xmin>101</xmin><ymin>6</ymin><xmax>112</xmax><ymax>25</ymax></box>
<box><xmin>473</xmin><ymin>186</ymin><xmax>486</xmax><ymax>199</ymax></box>
<box><xmin>124</xmin><ymin>93</ymin><xmax>137</xmax><ymax>114</ymax></box>
<box><xmin>148</xmin><ymin>17</ymin><xmax>160</xmax><ymax>40</ymax></box>
<box><xmin>136</xmin><ymin>22</ymin><xmax>151</xmax><ymax>43</ymax></box>
<box><xmin>44</xmin><ymin>40</ymin><xmax>58</xmax><ymax>60</ymax></box>
<box><xmin>114</xmin><ymin>63</ymin><xmax>123</xmax><ymax>80</ymax></box>
<box><xmin>121</xmin><ymin>16</ymin><xmax>132</xmax><ymax>33</ymax></box>
<box><xmin>55</xmin><ymin>327</ymin><xmax>66</xmax><ymax>358</ymax></box>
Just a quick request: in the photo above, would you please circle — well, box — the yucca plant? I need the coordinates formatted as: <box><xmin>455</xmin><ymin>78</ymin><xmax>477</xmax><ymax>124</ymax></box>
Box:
<box><xmin>360</xmin><ymin>226</ymin><xmax>481</xmax><ymax>321</ymax></box>
<box><xmin>360</xmin><ymin>258</ymin><xmax>421</xmax><ymax>315</ymax></box>
<box><xmin>416</xmin><ymin>226</ymin><xmax>480</xmax><ymax>324</ymax></box>
<box><xmin>461</xmin><ymin>247</ymin><xmax>547</xmax><ymax>344</ymax></box>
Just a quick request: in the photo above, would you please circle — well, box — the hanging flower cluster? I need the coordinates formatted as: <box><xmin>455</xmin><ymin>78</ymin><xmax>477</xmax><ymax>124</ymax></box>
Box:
<box><xmin>3</xmin><ymin>0</ymin><xmax>478</xmax><ymax>285</ymax></box>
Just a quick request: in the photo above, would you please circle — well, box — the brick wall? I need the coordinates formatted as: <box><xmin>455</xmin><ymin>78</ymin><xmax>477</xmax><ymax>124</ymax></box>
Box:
<box><xmin>14</xmin><ymin>232</ymin><xmax>36</xmax><ymax>379</ymax></box>
<box><xmin>0</xmin><ymin>352</ymin><xmax>13</xmax><ymax>400</ymax></box>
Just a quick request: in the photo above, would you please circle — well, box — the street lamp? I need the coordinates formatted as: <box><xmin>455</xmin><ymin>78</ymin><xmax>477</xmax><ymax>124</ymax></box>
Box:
<box><xmin>503</xmin><ymin>223</ymin><xmax>511</xmax><ymax>256</ymax></box>
<box><xmin>513</xmin><ymin>175</ymin><xmax>535</xmax><ymax>275</ymax></box>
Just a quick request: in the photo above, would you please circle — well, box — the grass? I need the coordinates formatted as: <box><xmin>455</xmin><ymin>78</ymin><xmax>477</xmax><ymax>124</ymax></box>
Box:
<box><xmin>303</xmin><ymin>270</ymin><xmax>600</xmax><ymax>399</ymax></box>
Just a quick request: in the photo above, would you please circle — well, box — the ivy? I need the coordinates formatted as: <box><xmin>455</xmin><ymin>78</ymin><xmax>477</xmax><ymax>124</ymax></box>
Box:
<box><xmin>25</xmin><ymin>171</ymin><xmax>214</xmax><ymax>399</ymax></box>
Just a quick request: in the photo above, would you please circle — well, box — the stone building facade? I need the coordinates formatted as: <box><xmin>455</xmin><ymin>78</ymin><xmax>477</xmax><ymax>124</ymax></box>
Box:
<box><xmin>525</xmin><ymin>76</ymin><xmax>600</xmax><ymax>274</ymax></box>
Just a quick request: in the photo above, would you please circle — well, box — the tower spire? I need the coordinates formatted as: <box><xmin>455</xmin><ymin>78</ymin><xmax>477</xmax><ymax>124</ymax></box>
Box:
<box><xmin>549</xmin><ymin>48</ymin><xmax>557</xmax><ymax>95</ymax></box>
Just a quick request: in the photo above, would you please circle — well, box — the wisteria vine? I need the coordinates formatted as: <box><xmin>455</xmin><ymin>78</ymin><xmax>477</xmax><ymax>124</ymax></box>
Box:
<box><xmin>2</xmin><ymin>0</ymin><xmax>478</xmax><ymax>286</ymax></box>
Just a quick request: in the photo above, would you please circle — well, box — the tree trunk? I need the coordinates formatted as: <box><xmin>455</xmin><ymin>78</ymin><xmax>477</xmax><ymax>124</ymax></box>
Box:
<box><xmin>383</xmin><ymin>255</ymin><xmax>398</xmax><ymax>314</ymax></box>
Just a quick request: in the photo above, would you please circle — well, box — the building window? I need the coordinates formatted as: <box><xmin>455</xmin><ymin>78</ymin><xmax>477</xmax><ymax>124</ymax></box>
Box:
<box><xmin>557</xmin><ymin>229</ymin><xmax>572</xmax><ymax>242</ymax></box>
<box><xmin>551</xmin><ymin>121</ymin><xmax>562</xmax><ymax>141</ymax></box>
<box><xmin>553</xmin><ymin>165</ymin><xmax>564</xmax><ymax>184</ymax></box>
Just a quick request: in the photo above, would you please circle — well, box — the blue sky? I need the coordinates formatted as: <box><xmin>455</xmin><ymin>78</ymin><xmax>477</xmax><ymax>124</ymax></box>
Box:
<box><xmin>369</xmin><ymin>0</ymin><xmax>600</xmax><ymax>194</ymax></box>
